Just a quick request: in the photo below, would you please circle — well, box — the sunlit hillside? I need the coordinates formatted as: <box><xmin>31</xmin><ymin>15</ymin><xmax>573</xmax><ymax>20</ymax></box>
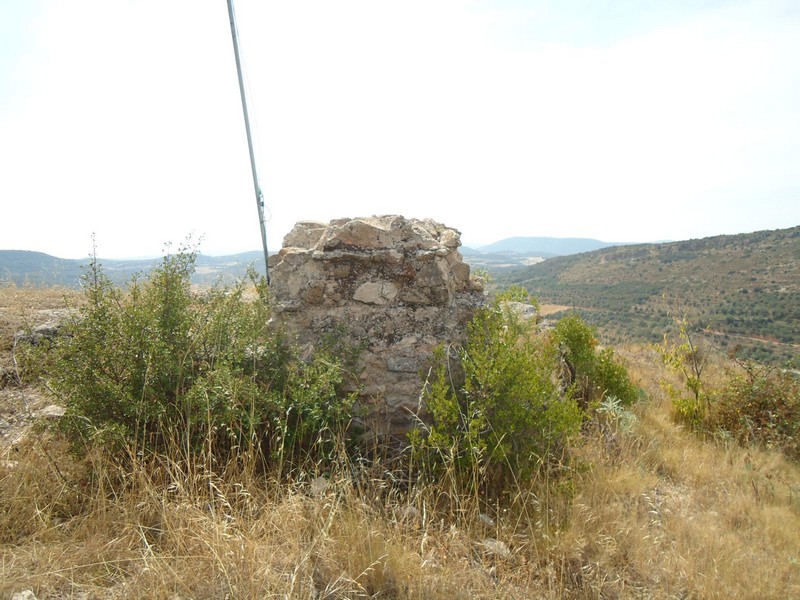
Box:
<box><xmin>499</xmin><ymin>225</ymin><xmax>800</xmax><ymax>365</ymax></box>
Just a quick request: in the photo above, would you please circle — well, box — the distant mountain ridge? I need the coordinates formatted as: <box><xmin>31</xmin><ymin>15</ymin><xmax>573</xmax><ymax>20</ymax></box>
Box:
<box><xmin>0</xmin><ymin>250</ymin><xmax>267</xmax><ymax>287</ymax></box>
<box><xmin>0</xmin><ymin>250</ymin><xmax>83</xmax><ymax>287</ymax></box>
<box><xmin>461</xmin><ymin>236</ymin><xmax>629</xmax><ymax>272</ymax></box>
<box><xmin>477</xmin><ymin>236</ymin><xmax>623</xmax><ymax>256</ymax></box>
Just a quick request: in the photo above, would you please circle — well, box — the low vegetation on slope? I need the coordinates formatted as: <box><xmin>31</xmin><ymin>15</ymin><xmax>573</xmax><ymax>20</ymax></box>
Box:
<box><xmin>500</xmin><ymin>225</ymin><xmax>800</xmax><ymax>365</ymax></box>
<box><xmin>1</xmin><ymin>261</ymin><xmax>799</xmax><ymax>598</ymax></box>
<box><xmin>658</xmin><ymin>316</ymin><xmax>800</xmax><ymax>460</ymax></box>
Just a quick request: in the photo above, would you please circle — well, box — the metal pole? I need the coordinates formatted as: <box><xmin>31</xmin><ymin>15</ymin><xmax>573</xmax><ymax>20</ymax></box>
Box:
<box><xmin>227</xmin><ymin>0</ymin><xmax>270</xmax><ymax>283</ymax></box>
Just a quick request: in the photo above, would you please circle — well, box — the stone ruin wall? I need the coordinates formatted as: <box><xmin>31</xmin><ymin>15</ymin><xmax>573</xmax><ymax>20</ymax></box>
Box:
<box><xmin>268</xmin><ymin>215</ymin><xmax>485</xmax><ymax>440</ymax></box>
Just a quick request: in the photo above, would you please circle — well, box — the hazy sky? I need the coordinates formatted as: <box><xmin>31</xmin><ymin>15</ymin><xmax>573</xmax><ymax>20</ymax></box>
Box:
<box><xmin>1</xmin><ymin>0</ymin><xmax>799</xmax><ymax>258</ymax></box>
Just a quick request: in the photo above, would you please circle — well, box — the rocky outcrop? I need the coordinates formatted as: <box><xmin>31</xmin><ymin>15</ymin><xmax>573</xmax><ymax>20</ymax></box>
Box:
<box><xmin>12</xmin><ymin>308</ymin><xmax>74</xmax><ymax>348</ymax></box>
<box><xmin>269</xmin><ymin>215</ymin><xmax>484</xmax><ymax>440</ymax></box>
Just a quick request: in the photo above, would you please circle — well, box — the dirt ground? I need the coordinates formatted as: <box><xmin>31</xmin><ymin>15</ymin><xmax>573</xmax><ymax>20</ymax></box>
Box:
<box><xmin>0</xmin><ymin>286</ymin><xmax>77</xmax><ymax>456</ymax></box>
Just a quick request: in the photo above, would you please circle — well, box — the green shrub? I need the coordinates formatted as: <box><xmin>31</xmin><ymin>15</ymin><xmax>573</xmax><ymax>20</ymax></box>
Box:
<box><xmin>655</xmin><ymin>315</ymin><xmax>710</xmax><ymax>428</ymax></box>
<box><xmin>708</xmin><ymin>363</ymin><xmax>800</xmax><ymax>459</ymax></box>
<box><xmin>495</xmin><ymin>284</ymin><xmax>539</xmax><ymax>309</ymax></box>
<box><xmin>552</xmin><ymin>314</ymin><xmax>639</xmax><ymax>407</ymax></box>
<box><xmin>592</xmin><ymin>347</ymin><xmax>640</xmax><ymax>405</ymax></box>
<box><xmin>40</xmin><ymin>247</ymin><xmax>354</xmax><ymax>466</ymax></box>
<box><xmin>411</xmin><ymin>300</ymin><xmax>582</xmax><ymax>493</ymax></box>
<box><xmin>657</xmin><ymin>312</ymin><xmax>800</xmax><ymax>459</ymax></box>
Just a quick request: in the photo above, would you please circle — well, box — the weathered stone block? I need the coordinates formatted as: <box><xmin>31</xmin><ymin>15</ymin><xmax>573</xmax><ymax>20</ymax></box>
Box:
<box><xmin>269</xmin><ymin>215</ymin><xmax>485</xmax><ymax>441</ymax></box>
<box><xmin>353</xmin><ymin>280</ymin><xmax>399</xmax><ymax>305</ymax></box>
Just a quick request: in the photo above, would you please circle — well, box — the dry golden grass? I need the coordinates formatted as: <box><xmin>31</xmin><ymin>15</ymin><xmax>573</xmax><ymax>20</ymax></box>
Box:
<box><xmin>0</xmin><ymin>284</ymin><xmax>80</xmax><ymax>374</ymax></box>
<box><xmin>1</xmin><ymin>290</ymin><xmax>799</xmax><ymax>598</ymax></box>
<box><xmin>0</xmin><ymin>283</ymin><xmax>80</xmax><ymax>332</ymax></box>
<box><xmin>538</xmin><ymin>304</ymin><xmax>572</xmax><ymax>317</ymax></box>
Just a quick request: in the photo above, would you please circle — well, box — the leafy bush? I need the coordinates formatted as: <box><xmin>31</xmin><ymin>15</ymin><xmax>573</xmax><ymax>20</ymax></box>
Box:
<box><xmin>494</xmin><ymin>284</ymin><xmax>539</xmax><ymax>309</ymax></box>
<box><xmin>655</xmin><ymin>315</ymin><xmax>710</xmax><ymax>428</ymax></box>
<box><xmin>551</xmin><ymin>314</ymin><xmax>639</xmax><ymax>407</ymax></box>
<box><xmin>38</xmin><ymin>247</ymin><xmax>354</xmax><ymax>466</ymax></box>
<box><xmin>656</xmin><ymin>311</ymin><xmax>800</xmax><ymax>460</ymax></box>
<box><xmin>592</xmin><ymin>347</ymin><xmax>641</xmax><ymax>404</ymax></box>
<box><xmin>411</xmin><ymin>300</ymin><xmax>582</xmax><ymax>493</ymax></box>
<box><xmin>708</xmin><ymin>363</ymin><xmax>800</xmax><ymax>459</ymax></box>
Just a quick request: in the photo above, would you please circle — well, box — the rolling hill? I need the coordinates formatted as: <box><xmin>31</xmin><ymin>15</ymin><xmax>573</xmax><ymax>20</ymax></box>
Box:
<box><xmin>499</xmin><ymin>226</ymin><xmax>800</xmax><ymax>365</ymax></box>
<box><xmin>0</xmin><ymin>251</ymin><xmax>84</xmax><ymax>287</ymax></box>
<box><xmin>0</xmin><ymin>250</ymin><xmax>267</xmax><ymax>287</ymax></box>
